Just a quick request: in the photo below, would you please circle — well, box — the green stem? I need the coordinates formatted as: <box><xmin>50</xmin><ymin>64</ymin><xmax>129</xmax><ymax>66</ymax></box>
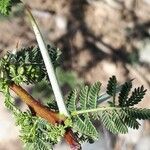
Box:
<box><xmin>113</xmin><ymin>93</ymin><xmax>116</xmax><ymax>105</ymax></box>
<box><xmin>72</xmin><ymin>107</ymin><xmax>121</xmax><ymax>116</ymax></box>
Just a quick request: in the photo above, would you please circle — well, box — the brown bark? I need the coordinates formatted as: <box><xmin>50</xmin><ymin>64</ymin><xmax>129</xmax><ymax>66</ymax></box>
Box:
<box><xmin>9</xmin><ymin>83</ymin><xmax>81</xmax><ymax>150</ymax></box>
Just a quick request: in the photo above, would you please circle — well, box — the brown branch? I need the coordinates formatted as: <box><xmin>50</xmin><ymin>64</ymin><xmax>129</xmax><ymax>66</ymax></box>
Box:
<box><xmin>64</xmin><ymin>128</ymin><xmax>81</xmax><ymax>150</ymax></box>
<box><xmin>9</xmin><ymin>83</ymin><xmax>81</xmax><ymax>150</ymax></box>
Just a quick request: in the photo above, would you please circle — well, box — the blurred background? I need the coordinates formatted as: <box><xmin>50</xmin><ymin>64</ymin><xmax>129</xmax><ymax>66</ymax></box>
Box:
<box><xmin>0</xmin><ymin>0</ymin><xmax>150</xmax><ymax>149</ymax></box>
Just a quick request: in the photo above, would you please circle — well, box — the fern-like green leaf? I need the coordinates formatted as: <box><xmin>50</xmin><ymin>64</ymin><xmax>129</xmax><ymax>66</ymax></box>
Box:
<box><xmin>74</xmin><ymin>115</ymin><xmax>98</xmax><ymax>140</ymax></box>
<box><xmin>125</xmin><ymin>108</ymin><xmax>150</xmax><ymax>120</ymax></box>
<box><xmin>124</xmin><ymin>116</ymin><xmax>140</xmax><ymax>129</ymax></box>
<box><xmin>67</xmin><ymin>77</ymin><xmax>150</xmax><ymax>141</ymax></box>
<box><xmin>99</xmin><ymin>110</ymin><xmax>118</xmax><ymax>134</ymax></box>
<box><xmin>79</xmin><ymin>86</ymin><xmax>89</xmax><ymax>110</ymax></box>
<box><xmin>67</xmin><ymin>83</ymin><xmax>101</xmax><ymax>140</ymax></box>
<box><xmin>125</xmin><ymin>86</ymin><xmax>147</xmax><ymax>106</ymax></box>
<box><xmin>0</xmin><ymin>0</ymin><xmax>21</xmax><ymax>15</ymax></box>
<box><xmin>106</xmin><ymin>75</ymin><xmax>117</xmax><ymax>96</ymax></box>
<box><xmin>67</xmin><ymin>89</ymin><xmax>78</xmax><ymax>112</ymax></box>
<box><xmin>0</xmin><ymin>0</ymin><xmax>10</xmax><ymax>15</ymax></box>
<box><xmin>118</xmin><ymin>81</ymin><xmax>132</xmax><ymax>106</ymax></box>
<box><xmin>0</xmin><ymin>44</ymin><xmax>60</xmax><ymax>84</ymax></box>
<box><xmin>16</xmin><ymin>112</ymin><xmax>65</xmax><ymax>149</ymax></box>
<box><xmin>97</xmin><ymin>107</ymin><xmax>142</xmax><ymax>132</ymax></box>
<box><xmin>119</xmin><ymin>109</ymin><xmax>140</xmax><ymax>129</ymax></box>
<box><xmin>113</xmin><ymin>110</ymin><xmax>128</xmax><ymax>133</ymax></box>
<box><xmin>99</xmin><ymin>109</ymin><xmax>128</xmax><ymax>134</ymax></box>
<box><xmin>87</xmin><ymin>82</ymin><xmax>101</xmax><ymax>109</ymax></box>
<box><xmin>84</xmin><ymin>115</ymin><xmax>98</xmax><ymax>139</ymax></box>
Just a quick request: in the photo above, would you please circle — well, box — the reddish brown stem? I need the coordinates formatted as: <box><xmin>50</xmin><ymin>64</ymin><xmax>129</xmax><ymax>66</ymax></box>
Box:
<box><xmin>9</xmin><ymin>83</ymin><xmax>81</xmax><ymax>150</ymax></box>
<box><xmin>65</xmin><ymin>128</ymin><xmax>81</xmax><ymax>150</ymax></box>
<box><xmin>10</xmin><ymin>83</ymin><xmax>61</xmax><ymax>123</ymax></box>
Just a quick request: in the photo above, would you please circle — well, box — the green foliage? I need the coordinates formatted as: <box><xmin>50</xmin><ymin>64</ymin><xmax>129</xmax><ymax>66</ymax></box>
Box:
<box><xmin>106</xmin><ymin>75</ymin><xmax>117</xmax><ymax>105</ymax></box>
<box><xmin>67</xmin><ymin>76</ymin><xmax>150</xmax><ymax>141</ymax></box>
<box><xmin>0</xmin><ymin>45</ymin><xmax>65</xmax><ymax>149</ymax></box>
<box><xmin>73</xmin><ymin>115</ymin><xmax>98</xmax><ymax>140</ymax></box>
<box><xmin>0</xmin><ymin>41</ymin><xmax>149</xmax><ymax>148</ymax></box>
<box><xmin>106</xmin><ymin>75</ymin><xmax>117</xmax><ymax>97</ymax></box>
<box><xmin>118</xmin><ymin>81</ymin><xmax>132</xmax><ymax>106</ymax></box>
<box><xmin>124</xmin><ymin>107</ymin><xmax>150</xmax><ymax>120</ymax></box>
<box><xmin>0</xmin><ymin>44</ymin><xmax>60</xmax><ymax>84</ymax></box>
<box><xmin>67</xmin><ymin>83</ymin><xmax>101</xmax><ymax>140</ymax></box>
<box><xmin>87</xmin><ymin>82</ymin><xmax>101</xmax><ymax>109</ymax></box>
<box><xmin>25</xmin><ymin>139</ymin><xmax>52</xmax><ymax>150</ymax></box>
<box><xmin>0</xmin><ymin>0</ymin><xmax>21</xmax><ymax>15</ymax></box>
<box><xmin>99</xmin><ymin>109</ymin><xmax>128</xmax><ymax>133</ymax></box>
<box><xmin>0</xmin><ymin>0</ymin><xmax>11</xmax><ymax>15</ymax></box>
<box><xmin>126</xmin><ymin>86</ymin><xmax>147</xmax><ymax>106</ymax></box>
<box><xmin>16</xmin><ymin>112</ymin><xmax>65</xmax><ymax>150</ymax></box>
<box><xmin>2</xmin><ymin>91</ymin><xmax>65</xmax><ymax>150</ymax></box>
<box><xmin>0</xmin><ymin>1</ymin><xmax>149</xmax><ymax>148</ymax></box>
<box><xmin>0</xmin><ymin>78</ymin><xmax>20</xmax><ymax>114</ymax></box>
<box><xmin>0</xmin><ymin>77</ymin><xmax>65</xmax><ymax>149</ymax></box>
<box><xmin>118</xmin><ymin>82</ymin><xmax>146</xmax><ymax>107</ymax></box>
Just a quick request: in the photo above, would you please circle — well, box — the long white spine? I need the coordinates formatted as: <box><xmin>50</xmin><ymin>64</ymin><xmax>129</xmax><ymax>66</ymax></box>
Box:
<box><xmin>26</xmin><ymin>8</ymin><xmax>69</xmax><ymax>116</ymax></box>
